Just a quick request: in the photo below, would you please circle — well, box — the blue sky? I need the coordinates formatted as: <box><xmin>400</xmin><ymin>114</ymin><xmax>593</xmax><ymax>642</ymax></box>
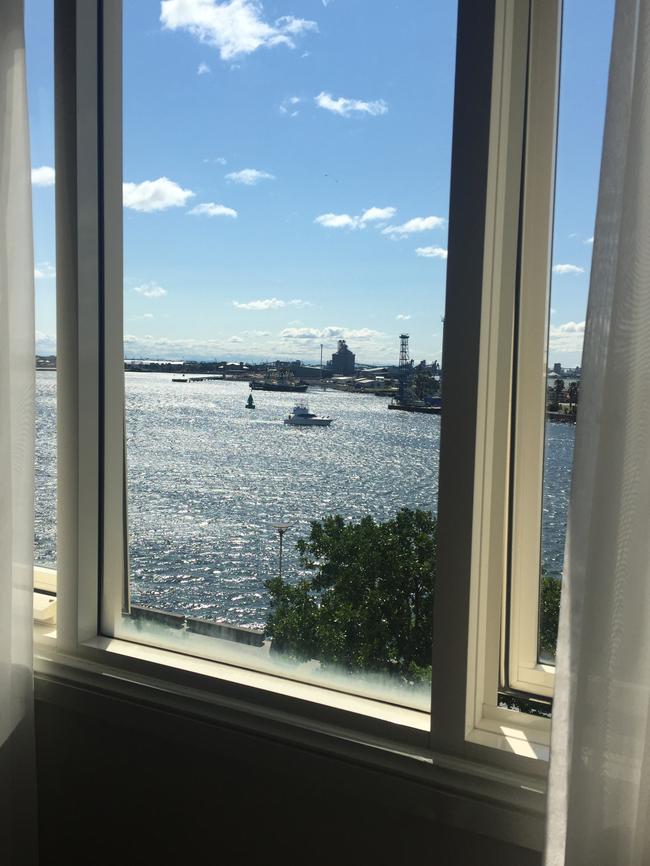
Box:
<box><xmin>27</xmin><ymin>0</ymin><xmax>613</xmax><ymax>366</ymax></box>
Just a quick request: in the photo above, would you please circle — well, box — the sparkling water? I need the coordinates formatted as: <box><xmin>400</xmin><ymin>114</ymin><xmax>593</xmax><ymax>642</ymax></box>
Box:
<box><xmin>35</xmin><ymin>370</ymin><xmax>573</xmax><ymax>628</ymax></box>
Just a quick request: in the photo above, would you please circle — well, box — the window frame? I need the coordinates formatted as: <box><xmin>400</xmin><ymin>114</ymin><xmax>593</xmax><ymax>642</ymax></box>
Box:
<box><xmin>36</xmin><ymin>0</ymin><xmax>568</xmax><ymax>847</ymax></box>
<box><xmin>506</xmin><ymin>0</ymin><xmax>562</xmax><ymax>699</ymax></box>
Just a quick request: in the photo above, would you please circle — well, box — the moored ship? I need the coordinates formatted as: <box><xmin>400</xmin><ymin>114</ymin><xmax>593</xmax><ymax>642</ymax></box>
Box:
<box><xmin>249</xmin><ymin>369</ymin><xmax>308</xmax><ymax>393</ymax></box>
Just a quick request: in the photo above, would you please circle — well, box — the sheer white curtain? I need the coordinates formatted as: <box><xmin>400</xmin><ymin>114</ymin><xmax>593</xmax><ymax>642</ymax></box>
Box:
<box><xmin>545</xmin><ymin>0</ymin><xmax>650</xmax><ymax>863</ymax></box>
<box><xmin>0</xmin><ymin>0</ymin><xmax>38</xmax><ymax>864</ymax></box>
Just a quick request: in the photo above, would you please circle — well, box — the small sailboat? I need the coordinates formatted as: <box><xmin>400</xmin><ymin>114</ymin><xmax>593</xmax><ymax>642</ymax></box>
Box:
<box><xmin>246</xmin><ymin>393</ymin><xmax>255</xmax><ymax>410</ymax></box>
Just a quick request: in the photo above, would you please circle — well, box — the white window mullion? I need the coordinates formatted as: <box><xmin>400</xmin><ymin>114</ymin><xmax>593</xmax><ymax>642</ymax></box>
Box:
<box><xmin>100</xmin><ymin>0</ymin><xmax>127</xmax><ymax>635</ymax></box>
<box><xmin>55</xmin><ymin>0</ymin><xmax>103</xmax><ymax>648</ymax></box>
<box><xmin>431</xmin><ymin>0</ymin><xmax>528</xmax><ymax>757</ymax></box>
<box><xmin>508</xmin><ymin>0</ymin><xmax>562</xmax><ymax>699</ymax></box>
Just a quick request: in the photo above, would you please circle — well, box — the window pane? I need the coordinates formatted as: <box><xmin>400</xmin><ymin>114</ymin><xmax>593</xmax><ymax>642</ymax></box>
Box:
<box><xmin>120</xmin><ymin>0</ymin><xmax>456</xmax><ymax>709</ymax></box>
<box><xmin>28</xmin><ymin>0</ymin><xmax>57</xmax><ymax>570</ymax></box>
<box><xmin>539</xmin><ymin>0</ymin><xmax>614</xmax><ymax>663</ymax></box>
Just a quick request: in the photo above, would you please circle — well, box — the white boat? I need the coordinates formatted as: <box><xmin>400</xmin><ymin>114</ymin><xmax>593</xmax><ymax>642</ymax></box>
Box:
<box><xmin>283</xmin><ymin>402</ymin><xmax>332</xmax><ymax>427</ymax></box>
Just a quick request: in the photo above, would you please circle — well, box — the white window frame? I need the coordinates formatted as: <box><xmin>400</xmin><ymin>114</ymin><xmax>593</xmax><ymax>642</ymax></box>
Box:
<box><xmin>34</xmin><ymin>0</ymin><xmax>567</xmax><ymax>850</ymax></box>
<box><xmin>507</xmin><ymin>0</ymin><xmax>562</xmax><ymax>699</ymax></box>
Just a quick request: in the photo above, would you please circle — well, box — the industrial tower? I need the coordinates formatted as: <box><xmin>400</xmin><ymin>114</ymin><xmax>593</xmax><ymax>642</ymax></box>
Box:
<box><xmin>397</xmin><ymin>334</ymin><xmax>412</xmax><ymax>404</ymax></box>
<box><xmin>399</xmin><ymin>333</ymin><xmax>410</xmax><ymax>369</ymax></box>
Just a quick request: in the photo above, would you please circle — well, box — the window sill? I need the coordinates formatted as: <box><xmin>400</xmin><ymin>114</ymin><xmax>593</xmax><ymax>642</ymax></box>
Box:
<box><xmin>34</xmin><ymin>627</ymin><xmax>548</xmax><ymax>852</ymax></box>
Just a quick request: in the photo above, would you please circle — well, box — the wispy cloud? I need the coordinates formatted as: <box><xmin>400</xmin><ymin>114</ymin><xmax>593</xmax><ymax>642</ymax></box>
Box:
<box><xmin>279</xmin><ymin>95</ymin><xmax>301</xmax><ymax>116</ymax></box>
<box><xmin>226</xmin><ymin>168</ymin><xmax>275</xmax><ymax>185</ymax></box>
<box><xmin>233</xmin><ymin>297</ymin><xmax>308</xmax><ymax>310</ymax></box>
<box><xmin>34</xmin><ymin>262</ymin><xmax>56</xmax><ymax>280</ymax></box>
<box><xmin>197</xmin><ymin>62</ymin><xmax>211</xmax><ymax>74</ymax></box>
<box><xmin>584</xmin><ymin>237</ymin><xmax>594</xmax><ymax>245</ymax></box>
<box><xmin>360</xmin><ymin>206</ymin><xmax>395</xmax><ymax>223</ymax></box>
<box><xmin>188</xmin><ymin>202</ymin><xmax>238</xmax><ymax>217</ymax></box>
<box><xmin>315</xmin><ymin>91</ymin><xmax>388</xmax><ymax>117</ymax></box>
<box><xmin>382</xmin><ymin>216</ymin><xmax>446</xmax><ymax>237</ymax></box>
<box><xmin>134</xmin><ymin>282</ymin><xmax>167</xmax><ymax>298</ymax></box>
<box><xmin>31</xmin><ymin>166</ymin><xmax>55</xmax><ymax>187</ymax></box>
<box><xmin>123</xmin><ymin>177</ymin><xmax>194</xmax><ymax>212</ymax></box>
<box><xmin>552</xmin><ymin>263</ymin><xmax>585</xmax><ymax>275</ymax></box>
<box><xmin>314</xmin><ymin>206</ymin><xmax>396</xmax><ymax>230</ymax></box>
<box><xmin>548</xmin><ymin>321</ymin><xmax>585</xmax><ymax>353</ymax></box>
<box><xmin>160</xmin><ymin>0</ymin><xmax>317</xmax><ymax>61</ymax></box>
<box><xmin>314</xmin><ymin>212</ymin><xmax>358</xmax><ymax>229</ymax></box>
<box><xmin>396</xmin><ymin>314</ymin><xmax>411</xmax><ymax>321</ymax></box>
<box><xmin>280</xmin><ymin>325</ymin><xmax>384</xmax><ymax>343</ymax></box>
<box><xmin>415</xmin><ymin>245</ymin><xmax>447</xmax><ymax>259</ymax></box>
<box><xmin>36</xmin><ymin>330</ymin><xmax>57</xmax><ymax>354</ymax></box>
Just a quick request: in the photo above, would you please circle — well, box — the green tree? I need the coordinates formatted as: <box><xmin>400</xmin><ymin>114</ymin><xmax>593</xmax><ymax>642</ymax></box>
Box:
<box><xmin>567</xmin><ymin>380</ymin><xmax>579</xmax><ymax>412</ymax></box>
<box><xmin>265</xmin><ymin>509</ymin><xmax>562</xmax><ymax>685</ymax></box>
<box><xmin>265</xmin><ymin>509</ymin><xmax>436</xmax><ymax>683</ymax></box>
<box><xmin>539</xmin><ymin>572</ymin><xmax>561</xmax><ymax>659</ymax></box>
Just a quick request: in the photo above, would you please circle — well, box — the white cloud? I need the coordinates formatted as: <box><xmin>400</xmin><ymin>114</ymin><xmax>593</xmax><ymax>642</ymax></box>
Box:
<box><xmin>36</xmin><ymin>330</ymin><xmax>57</xmax><ymax>354</ymax></box>
<box><xmin>396</xmin><ymin>314</ymin><xmax>411</xmax><ymax>321</ymax></box>
<box><xmin>280</xmin><ymin>325</ymin><xmax>382</xmax><ymax>342</ymax></box>
<box><xmin>160</xmin><ymin>0</ymin><xmax>317</xmax><ymax>61</ymax></box>
<box><xmin>315</xmin><ymin>91</ymin><xmax>388</xmax><ymax>117</ymax></box>
<box><xmin>279</xmin><ymin>95</ymin><xmax>301</xmax><ymax>116</ymax></box>
<box><xmin>225</xmin><ymin>168</ymin><xmax>275</xmax><ymax>185</ymax></box>
<box><xmin>134</xmin><ymin>282</ymin><xmax>167</xmax><ymax>298</ymax></box>
<box><xmin>123</xmin><ymin>177</ymin><xmax>194</xmax><ymax>212</ymax></box>
<box><xmin>382</xmin><ymin>216</ymin><xmax>446</xmax><ymax>237</ymax></box>
<box><xmin>548</xmin><ymin>321</ymin><xmax>585</xmax><ymax>353</ymax></box>
<box><xmin>34</xmin><ymin>262</ymin><xmax>56</xmax><ymax>279</ymax></box>
<box><xmin>360</xmin><ymin>206</ymin><xmax>395</xmax><ymax>223</ymax></box>
<box><xmin>584</xmin><ymin>236</ymin><xmax>594</xmax><ymax>245</ymax></box>
<box><xmin>552</xmin><ymin>263</ymin><xmax>585</xmax><ymax>275</ymax></box>
<box><xmin>188</xmin><ymin>202</ymin><xmax>238</xmax><ymax>217</ymax></box>
<box><xmin>415</xmin><ymin>245</ymin><xmax>447</xmax><ymax>259</ymax></box>
<box><xmin>315</xmin><ymin>206</ymin><xmax>397</xmax><ymax>231</ymax></box>
<box><xmin>228</xmin><ymin>335</ymin><xmax>244</xmax><ymax>343</ymax></box>
<box><xmin>278</xmin><ymin>325</ymin><xmax>390</xmax><ymax>358</ymax></box>
<box><xmin>314</xmin><ymin>212</ymin><xmax>358</xmax><ymax>229</ymax></box>
<box><xmin>233</xmin><ymin>297</ymin><xmax>308</xmax><ymax>310</ymax></box>
<box><xmin>31</xmin><ymin>166</ymin><xmax>55</xmax><ymax>187</ymax></box>
<box><xmin>197</xmin><ymin>62</ymin><xmax>211</xmax><ymax>74</ymax></box>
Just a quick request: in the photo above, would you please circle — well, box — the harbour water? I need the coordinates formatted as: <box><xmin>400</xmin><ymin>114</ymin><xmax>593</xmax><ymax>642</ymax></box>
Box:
<box><xmin>35</xmin><ymin>370</ymin><xmax>574</xmax><ymax>629</ymax></box>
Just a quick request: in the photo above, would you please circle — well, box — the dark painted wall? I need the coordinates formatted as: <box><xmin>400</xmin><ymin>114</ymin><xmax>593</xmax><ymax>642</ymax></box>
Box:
<box><xmin>35</xmin><ymin>687</ymin><xmax>541</xmax><ymax>866</ymax></box>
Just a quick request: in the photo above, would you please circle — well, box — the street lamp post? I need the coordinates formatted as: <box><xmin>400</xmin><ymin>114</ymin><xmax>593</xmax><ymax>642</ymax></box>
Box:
<box><xmin>272</xmin><ymin>522</ymin><xmax>290</xmax><ymax>579</ymax></box>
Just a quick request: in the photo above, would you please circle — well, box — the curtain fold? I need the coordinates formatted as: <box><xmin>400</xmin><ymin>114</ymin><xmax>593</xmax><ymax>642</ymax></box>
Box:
<box><xmin>545</xmin><ymin>0</ymin><xmax>650</xmax><ymax>863</ymax></box>
<box><xmin>0</xmin><ymin>1</ymin><xmax>38</xmax><ymax>864</ymax></box>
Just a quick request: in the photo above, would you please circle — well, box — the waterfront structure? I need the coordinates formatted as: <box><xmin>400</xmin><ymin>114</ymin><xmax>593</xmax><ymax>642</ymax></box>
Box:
<box><xmin>330</xmin><ymin>340</ymin><xmax>356</xmax><ymax>375</ymax></box>
<box><xmin>399</xmin><ymin>334</ymin><xmax>411</xmax><ymax>369</ymax></box>
<box><xmin>250</xmin><ymin>368</ymin><xmax>307</xmax><ymax>392</ymax></box>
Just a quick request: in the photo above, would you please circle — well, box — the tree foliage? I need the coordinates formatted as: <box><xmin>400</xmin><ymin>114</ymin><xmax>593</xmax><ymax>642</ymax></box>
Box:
<box><xmin>265</xmin><ymin>509</ymin><xmax>436</xmax><ymax>682</ymax></box>
<box><xmin>265</xmin><ymin>509</ymin><xmax>562</xmax><ymax>684</ymax></box>
<box><xmin>539</xmin><ymin>573</ymin><xmax>561</xmax><ymax>659</ymax></box>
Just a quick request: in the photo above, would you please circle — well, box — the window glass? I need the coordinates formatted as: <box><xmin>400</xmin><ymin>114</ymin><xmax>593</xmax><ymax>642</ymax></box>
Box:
<box><xmin>28</xmin><ymin>0</ymin><xmax>57</xmax><ymax>570</ymax></box>
<box><xmin>539</xmin><ymin>0</ymin><xmax>614</xmax><ymax>663</ymax></box>
<box><xmin>120</xmin><ymin>0</ymin><xmax>456</xmax><ymax>709</ymax></box>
